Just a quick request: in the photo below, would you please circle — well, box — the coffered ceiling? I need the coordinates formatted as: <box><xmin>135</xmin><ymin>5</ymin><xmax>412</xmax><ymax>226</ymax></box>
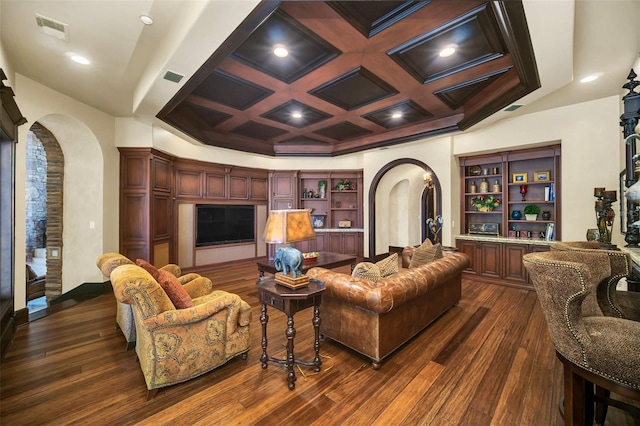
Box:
<box><xmin>157</xmin><ymin>1</ymin><xmax>539</xmax><ymax>157</ymax></box>
<box><xmin>3</xmin><ymin>1</ymin><xmax>639</xmax><ymax>157</ymax></box>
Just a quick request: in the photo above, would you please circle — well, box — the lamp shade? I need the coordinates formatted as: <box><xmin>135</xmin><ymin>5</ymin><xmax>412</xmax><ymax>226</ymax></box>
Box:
<box><xmin>263</xmin><ymin>209</ymin><xmax>316</xmax><ymax>244</ymax></box>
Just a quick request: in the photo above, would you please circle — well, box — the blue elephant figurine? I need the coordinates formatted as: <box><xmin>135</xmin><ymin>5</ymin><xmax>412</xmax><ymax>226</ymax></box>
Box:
<box><xmin>274</xmin><ymin>247</ymin><xmax>304</xmax><ymax>278</ymax></box>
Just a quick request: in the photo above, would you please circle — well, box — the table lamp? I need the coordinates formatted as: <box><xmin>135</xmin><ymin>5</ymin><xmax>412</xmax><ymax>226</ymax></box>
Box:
<box><xmin>263</xmin><ymin>209</ymin><xmax>316</xmax><ymax>289</ymax></box>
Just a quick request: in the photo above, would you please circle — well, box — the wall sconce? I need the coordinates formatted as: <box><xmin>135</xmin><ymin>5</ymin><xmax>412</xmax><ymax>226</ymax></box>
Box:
<box><xmin>423</xmin><ymin>172</ymin><xmax>434</xmax><ymax>190</ymax></box>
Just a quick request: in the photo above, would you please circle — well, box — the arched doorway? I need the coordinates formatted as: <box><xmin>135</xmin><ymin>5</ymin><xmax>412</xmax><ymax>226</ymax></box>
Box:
<box><xmin>368</xmin><ymin>158</ymin><xmax>441</xmax><ymax>260</ymax></box>
<box><xmin>26</xmin><ymin>122</ymin><xmax>64</xmax><ymax>303</ymax></box>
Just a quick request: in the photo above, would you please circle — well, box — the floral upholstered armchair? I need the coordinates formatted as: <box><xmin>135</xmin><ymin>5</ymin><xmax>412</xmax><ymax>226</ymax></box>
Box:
<box><xmin>96</xmin><ymin>253</ymin><xmax>205</xmax><ymax>350</ymax></box>
<box><xmin>109</xmin><ymin>263</ymin><xmax>251</xmax><ymax>399</ymax></box>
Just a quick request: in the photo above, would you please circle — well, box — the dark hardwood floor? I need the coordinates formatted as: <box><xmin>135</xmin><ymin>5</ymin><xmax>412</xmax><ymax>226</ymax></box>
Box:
<box><xmin>1</xmin><ymin>259</ymin><xmax>637</xmax><ymax>425</ymax></box>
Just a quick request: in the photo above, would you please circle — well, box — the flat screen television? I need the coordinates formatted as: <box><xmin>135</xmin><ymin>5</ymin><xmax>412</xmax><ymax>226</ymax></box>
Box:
<box><xmin>196</xmin><ymin>204</ymin><xmax>255</xmax><ymax>247</ymax></box>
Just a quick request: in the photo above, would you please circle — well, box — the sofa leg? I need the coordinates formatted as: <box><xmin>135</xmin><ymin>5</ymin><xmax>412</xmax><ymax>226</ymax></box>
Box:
<box><xmin>241</xmin><ymin>351</ymin><xmax>248</xmax><ymax>360</ymax></box>
<box><xmin>146</xmin><ymin>388</ymin><xmax>159</xmax><ymax>401</ymax></box>
<box><xmin>371</xmin><ymin>361</ymin><xmax>381</xmax><ymax>370</ymax></box>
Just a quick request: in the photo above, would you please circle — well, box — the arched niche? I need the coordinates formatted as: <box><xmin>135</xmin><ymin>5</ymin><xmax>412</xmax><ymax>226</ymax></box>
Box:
<box><xmin>369</xmin><ymin>158</ymin><xmax>441</xmax><ymax>260</ymax></box>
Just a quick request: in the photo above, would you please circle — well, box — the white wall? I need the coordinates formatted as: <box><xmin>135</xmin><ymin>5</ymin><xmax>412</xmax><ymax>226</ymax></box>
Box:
<box><xmin>13</xmin><ymin>74</ymin><xmax>118</xmax><ymax>310</ymax></box>
<box><xmin>454</xmin><ymin>95</ymin><xmax>624</xmax><ymax>246</ymax></box>
<box><xmin>363</xmin><ymin>135</ymin><xmax>456</xmax><ymax>256</ymax></box>
<box><xmin>9</xmin><ymin>74</ymin><xmax>627</xmax><ymax>311</ymax></box>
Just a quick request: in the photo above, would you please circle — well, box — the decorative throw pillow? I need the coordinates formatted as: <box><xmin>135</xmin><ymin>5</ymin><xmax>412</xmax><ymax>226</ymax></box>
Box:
<box><xmin>375</xmin><ymin>252</ymin><xmax>398</xmax><ymax>277</ymax></box>
<box><xmin>351</xmin><ymin>262</ymin><xmax>382</xmax><ymax>282</ymax></box>
<box><xmin>136</xmin><ymin>259</ymin><xmax>159</xmax><ymax>279</ymax></box>
<box><xmin>409</xmin><ymin>243</ymin><xmax>443</xmax><ymax>269</ymax></box>
<box><xmin>155</xmin><ymin>269</ymin><xmax>194</xmax><ymax>309</ymax></box>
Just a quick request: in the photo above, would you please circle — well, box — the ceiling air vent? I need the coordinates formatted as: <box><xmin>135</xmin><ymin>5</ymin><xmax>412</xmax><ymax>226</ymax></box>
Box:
<box><xmin>163</xmin><ymin>71</ymin><xmax>184</xmax><ymax>83</ymax></box>
<box><xmin>35</xmin><ymin>14</ymin><xmax>69</xmax><ymax>41</ymax></box>
<box><xmin>503</xmin><ymin>104</ymin><xmax>523</xmax><ymax>112</ymax></box>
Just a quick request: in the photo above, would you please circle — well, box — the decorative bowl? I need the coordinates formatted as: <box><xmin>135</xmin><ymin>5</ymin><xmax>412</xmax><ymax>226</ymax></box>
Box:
<box><xmin>303</xmin><ymin>252</ymin><xmax>319</xmax><ymax>261</ymax></box>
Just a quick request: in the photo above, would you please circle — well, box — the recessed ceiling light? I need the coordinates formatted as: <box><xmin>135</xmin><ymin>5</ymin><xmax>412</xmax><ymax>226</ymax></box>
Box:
<box><xmin>140</xmin><ymin>15</ymin><xmax>154</xmax><ymax>25</ymax></box>
<box><xmin>291</xmin><ymin>112</ymin><xmax>302</xmax><ymax>119</ymax></box>
<box><xmin>439</xmin><ymin>45</ymin><xmax>457</xmax><ymax>58</ymax></box>
<box><xmin>273</xmin><ymin>44</ymin><xmax>288</xmax><ymax>58</ymax></box>
<box><xmin>580</xmin><ymin>74</ymin><xmax>599</xmax><ymax>83</ymax></box>
<box><xmin>70</xmin><ymin>55</ymin><xmax>90</xmax><ymax>65</ymax></box>
<box><xmin>391</xmin><ymin>112</ymin><xmax>403</xmax><ymax>119</ymax></box>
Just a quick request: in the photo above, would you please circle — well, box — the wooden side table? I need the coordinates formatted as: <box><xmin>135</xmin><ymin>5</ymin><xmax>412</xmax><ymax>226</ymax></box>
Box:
<box><xmin>256</xmin><ymin>276</ymin><xmax>325</xmax><ymax>390</ymax></box>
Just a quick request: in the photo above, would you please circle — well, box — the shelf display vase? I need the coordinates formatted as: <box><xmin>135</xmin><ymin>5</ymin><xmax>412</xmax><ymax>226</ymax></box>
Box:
<box><xmin>511</xmin><ymin>210</ymin><xmax>522</xmax><ymax>220</ymax></box>
<box><xmin>475</xmin><ymin>205</ymin><xmax>493</xmax><ymax>212</ymax></box>
<box><xmin>541</xmin><ymin>211</ymin><xmax>551</xmax><ymax>220</ymax></box>
<box><xmin>479</xmin><ymin>178</ymin><xmax>489</xmax><ymax>193</ymax></box>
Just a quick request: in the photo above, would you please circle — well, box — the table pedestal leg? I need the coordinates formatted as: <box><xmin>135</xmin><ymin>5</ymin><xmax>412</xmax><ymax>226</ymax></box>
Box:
<box><xmin>286</xmin><ymin>315</ymin><xmax>296</xmax><ymax>389</ymax></box>
<box><xmin>260</xmin><ymin>303</ymin><xmax>268</xmax><ymax>369</ymax></box>
<box><xmin>313</xmin><ymin>304</ymin><xmax>321</xmax><ymax>372</ymax></box>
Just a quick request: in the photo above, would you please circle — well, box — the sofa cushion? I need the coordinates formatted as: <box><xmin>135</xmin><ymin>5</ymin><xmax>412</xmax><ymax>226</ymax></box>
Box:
<box><xmin>409</xmin><ymin>243</ymin><xmax>443</xmax><ymax>268</ymax></box>
<box><xmin>376</xmin><ymin>252</ymin><xmax>398</xmax><ymax>277</ymax></box>
<box><xmin>155</xmin><ymin>269</ymin><xmax>194</xmax><ymax>309</ymax></box>
<box><xmin>136</xmin><ymin>258</ymin><xmax>159</xmax><ymax>279</ymax></box>
<box><xmin>352</xmin><ymin>262</ymin><xmax>382</xmax><ymax>282</ymax></box>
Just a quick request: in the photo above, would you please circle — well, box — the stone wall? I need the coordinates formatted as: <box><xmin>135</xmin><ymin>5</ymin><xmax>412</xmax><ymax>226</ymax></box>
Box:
<box><xmin>25</xmin><ymin>132</ymin><xmax>47</xmax><ymax>260</ymax></box>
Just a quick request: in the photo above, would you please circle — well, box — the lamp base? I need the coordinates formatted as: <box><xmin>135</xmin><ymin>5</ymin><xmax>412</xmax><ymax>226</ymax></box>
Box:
<box><xmin>274</xmin><ymin>272</ymin><xmax>310</xmax><ymax>289</ymax></box>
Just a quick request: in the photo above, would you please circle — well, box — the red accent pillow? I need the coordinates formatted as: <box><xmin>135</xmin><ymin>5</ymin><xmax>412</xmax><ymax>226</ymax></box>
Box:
<box><xmin>155</xmin><ymin>269</ymin><xmax>194</xmax><ymax>309</ymax></box>
<box><xmin>136</xmin><ymin>259</ymin><xmax>159</xmax><ymax>279</ymax></box>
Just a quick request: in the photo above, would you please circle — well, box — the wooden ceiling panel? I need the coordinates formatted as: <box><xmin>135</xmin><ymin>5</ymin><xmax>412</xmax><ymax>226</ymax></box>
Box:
<box><xmin>157</xmin><ymin>0</ymin><xmax>539</xmax><ymax>157</ymax></box>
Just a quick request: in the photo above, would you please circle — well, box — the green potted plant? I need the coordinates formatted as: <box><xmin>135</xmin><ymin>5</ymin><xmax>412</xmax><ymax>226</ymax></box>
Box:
<box><xmin>524</xmin><ymin>204</ymin><xmax>540</xmax><ymax>220</ymax></box>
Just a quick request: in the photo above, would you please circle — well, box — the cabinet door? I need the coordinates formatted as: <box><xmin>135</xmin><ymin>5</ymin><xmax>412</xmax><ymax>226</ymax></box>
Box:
<box><xmin>152</xmin><ymin>192</ymin><xmax>171</xmax><ymax>240</ymax></box>
<box><xmin>229</xmin><ymin>175</ymin><xmax>249</xmax><ymax>199</ymax></box>
<box><xmin>479</xmin><ymin>242</ymin><xmax>502</xmax><ymax>278</ymax></box>
<box><xmin>270</xmin><ymin>171</ymin><xmax>297</xmax><ymax>210</ymax></box>
<box><xmin>503</xmin><ymin>244</ymin><xmax>528</xmax><ymax>283</ymax></box>
<box><xmin>329</xmin><ymin>233</ymin><xmax>343</xmax><ymax>253</ymax></box>
<box><xmin>250</xmin><ymin>177</ymin><xmax>268</xmax><ymax>200</ymax></box>
<box><xmin>315</xmin><ymin>234</ymin><xmax>328</xmax><ymax>252</ymax></box>
<box><xmin>456</xmin><ymin>240</ymin><xmax>477</xmax><ymax>273</ymax></box>
<box><xmin>152</xmin><ymin>156</ymin><xmax>172</xmax><ymax>192</ymax></box>
<box><xmin>176</xmin><ymin>169</ymin><xmax>202</xmax><ymax>198</ymax></box>
<box><xmin>204</xmin><ymin>172</ymin><xmax>226</xmax><ymax>199</ymax></box>
<box><xmin>342</xmin><ymin>232</ymin><xmax>358</xmax><ymax>256</ymax></box>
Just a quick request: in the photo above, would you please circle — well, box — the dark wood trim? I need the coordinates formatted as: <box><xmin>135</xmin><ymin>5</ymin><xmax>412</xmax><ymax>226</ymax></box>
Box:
<box><xmin>156</xmin><ymin>2</ymin><xmax>282</xmax><ymax>120</ymax></box>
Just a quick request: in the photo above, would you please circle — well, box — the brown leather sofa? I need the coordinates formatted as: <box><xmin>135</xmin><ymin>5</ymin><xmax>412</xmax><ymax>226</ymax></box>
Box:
<box><xmin>306</xmin><ymin>249</ymin><xmax>470</xmax><ymax>369</ymax></box>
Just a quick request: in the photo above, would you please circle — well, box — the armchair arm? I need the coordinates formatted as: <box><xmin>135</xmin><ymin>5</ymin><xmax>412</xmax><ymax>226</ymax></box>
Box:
<box><xmin>159</xmin><ymin>263</ymin><xmax>181</xmax><ymax>277</ymax></box>
<box><xmin>183</xmin><ymin>276</ymin><xmax>215</xmax><ymax>298</ymax></box>
<box><xmin>178</xmin><ymin>273</ymin><xmax>201</xmax><ymax>284</ymax></box>
<box><xmin>143</xmin><ymin>291</ymin><xmax>244</xmax><ymax>335</ymax></box>
<box><xmin>110</xmin><ymin>264</ymin><xmax>174</xmax><ymax>317</ymax></box>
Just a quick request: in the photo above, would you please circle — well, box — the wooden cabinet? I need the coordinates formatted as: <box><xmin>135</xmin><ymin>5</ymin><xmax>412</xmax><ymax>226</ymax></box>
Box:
<box><xmin>503</xmin><ymin>243</ymin><xmax>528</xmax><ymax>283</ymax></box>
<box><xmin>270</xmin><ymin>170</ymin><xmax>298</xmax><ymax>210</ymax></box>
<box><xmin>119</xmin><ymin>148</ymin><xmax>173</xmax><ymax>264</ymax></box>
<box><xmin>460</xmin><ymin>145</ymin><xmax>561</xmax><ymax>240</ymax></box>
<box><xmin>334</xmin><ymin>232</ymin><xmax>361</xmax><ymax>256</ymax></box>
<box><xmin>176</xmin><ymin>168</ymin><xmax>202</xmax><ymax>199</ymax></box>
<box><xmin>457</xmin><ymin>240</ymin><xmax>501</xmax><ymax>279</ymax></box>
<box><xmin>204</xmin><ymin>170</ymin><xmax>226</xmax><ymax>199</ymax></box>
<box><xmin>456</xmin><ymin>238</ymin><xmax>551</xmax><ymax>288</ymax></box>
<box><xmin>175</xmin><ymin>160</ymin><xmax>268</xmax><ymax>202</ymax></box>
<box><xmin>299</xmin><ymin>170</ymin><xmax>363</xmax><ymax>230</ymax></box>
<box><xmin>275</xmin><ymin>170</ymin><xmax>363</xmax><ymax>258</ymax></box>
